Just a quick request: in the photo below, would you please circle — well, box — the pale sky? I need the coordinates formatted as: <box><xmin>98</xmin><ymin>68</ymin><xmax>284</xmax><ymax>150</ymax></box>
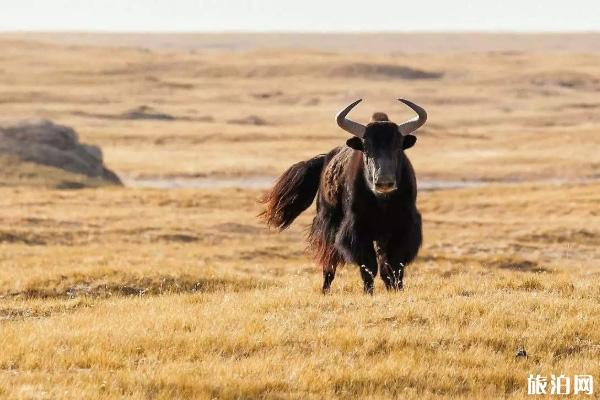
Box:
<box><xmin>1</xmin><ymin>0</ymin><xmax>599</xmax><ymax>32</ymax></box>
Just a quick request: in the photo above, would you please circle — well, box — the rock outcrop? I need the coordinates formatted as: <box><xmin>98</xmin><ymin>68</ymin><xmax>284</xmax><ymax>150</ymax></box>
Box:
<box><xmin>0</xmin><ymin>118</ymin><xmax>121</xmax><ymax>185</ymax></box>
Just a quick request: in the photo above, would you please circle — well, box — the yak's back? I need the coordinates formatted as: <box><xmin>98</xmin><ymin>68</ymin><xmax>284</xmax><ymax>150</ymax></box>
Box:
<box><xmin>321</xmin><ymin>146</ymin><xmax>357</xmax><ymax>205</ymax></box>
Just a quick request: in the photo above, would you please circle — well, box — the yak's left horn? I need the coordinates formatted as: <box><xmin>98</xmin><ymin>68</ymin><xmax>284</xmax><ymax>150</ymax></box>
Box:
<box><xmin>397</xmin><ymin>98</ymin><xmax>427</xmax><ymax>135</ymax></box>
<box><xmin>336</xmin><ymin>99</ymin><xmax>366</xmax><ymax>138</ymax></box>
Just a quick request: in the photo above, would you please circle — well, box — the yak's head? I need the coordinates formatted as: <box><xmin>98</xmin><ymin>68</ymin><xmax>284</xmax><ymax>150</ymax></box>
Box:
<box><xmin>336</xmin><ymin>99</ymin><xmax>427</xmax><ymax>196</ymax></box>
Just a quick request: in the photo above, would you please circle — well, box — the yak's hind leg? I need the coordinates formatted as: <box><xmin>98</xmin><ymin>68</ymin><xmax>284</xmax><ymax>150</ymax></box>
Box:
<box><xmin>335</xmin><ymin>217</ymin><xmax>377</xmax><ymax>295</ymax></box>
<box><xmin>308</xmin><ymin>199</ymin><xmax>344</xmax><ymax>294</ymax></box>
<box><xmin>322</xmin><ymin>264</ymin><xmax>336</xmax><ymax>294</ymax></box>
<box><xmin>311</xmin><ymin>235</ymin><xmax>342</xmax><ymax>294</ymax></box>
<box><xmin>317</xmin><ymin>241</ymin><xmax>343</xmax><ymax>294</ymax></box>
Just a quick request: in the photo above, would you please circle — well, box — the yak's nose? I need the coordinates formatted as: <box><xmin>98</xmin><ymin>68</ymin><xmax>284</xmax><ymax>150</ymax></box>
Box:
<box><xmin>374</xmin><ymin>180</ymin><xmax>396</xmax><ymax>193</ymax></box>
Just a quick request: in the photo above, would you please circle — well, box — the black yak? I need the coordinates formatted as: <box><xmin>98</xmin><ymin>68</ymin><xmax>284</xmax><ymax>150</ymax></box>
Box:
<box><xmin>260</xmin><ymin>99</ymin><xmax>426</xmax><ymax>294</ymax></box>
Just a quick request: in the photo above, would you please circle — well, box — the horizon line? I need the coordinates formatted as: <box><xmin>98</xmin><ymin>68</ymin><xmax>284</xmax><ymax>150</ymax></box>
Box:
<box><xmin>2</xmin><ymin>29</ymin><xmax>600</xmax><ymax>35</ymax></box>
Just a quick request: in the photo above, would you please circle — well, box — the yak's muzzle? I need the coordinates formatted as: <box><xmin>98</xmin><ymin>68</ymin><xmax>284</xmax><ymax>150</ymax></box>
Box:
<box><xmin>374</xmin><ymin>179</ymin><xmax>397</xmax><ymax>194</ymax></box>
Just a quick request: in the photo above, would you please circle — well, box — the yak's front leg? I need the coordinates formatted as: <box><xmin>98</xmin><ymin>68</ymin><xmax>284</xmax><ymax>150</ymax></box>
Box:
<box><xmin>375</xmin><ymin>241</ymin><xmax>402</xmax><ymax>291</ymax></box>
<box><xmin>376</xmin><ymin>221</ymin><xmax>422</xmax><ymax>291</ymax></box>
<box><xmin>358</xmin><ymin>260</ymin><xmax>377</xmax><ymax>295</ymax></box>
<box><xmin>335</xmin><ymin>218</ymin><xmax>377</xmax><ymax>295</ymax></box>
<box><xmin>376</xmin><ymin>242</ymin><xmax>405</xmax><ymax>291</ymax></box>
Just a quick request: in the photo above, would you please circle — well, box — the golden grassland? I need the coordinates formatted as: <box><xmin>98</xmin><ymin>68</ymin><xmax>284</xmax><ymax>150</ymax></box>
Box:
<box><xmin>0</xmin><ymin>34</ymin><xmax>599</xmax><ymax>398</ymax></box>
<box><xmin>0</xmin><ymin>184</ymin><xmax>599</xmax><ymax>399</ymax></box>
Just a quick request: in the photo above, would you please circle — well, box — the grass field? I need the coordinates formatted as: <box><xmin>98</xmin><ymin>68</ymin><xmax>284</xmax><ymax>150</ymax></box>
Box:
<box><xmin>0</xmin><ymin>34</ymin><xmax>599</xmax><ymax>399</ymax></box>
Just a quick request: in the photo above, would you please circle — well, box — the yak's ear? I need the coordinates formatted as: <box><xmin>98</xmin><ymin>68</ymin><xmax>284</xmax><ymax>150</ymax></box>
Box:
<box><xmin>346</xmin><ymin>137</ymin><xmax>364</xmax><ymax>151</ymax></box>
<box><xmin>402</xmin><ymin>135</ymin><xmax>417</xmax><ymax>150</ymax></box>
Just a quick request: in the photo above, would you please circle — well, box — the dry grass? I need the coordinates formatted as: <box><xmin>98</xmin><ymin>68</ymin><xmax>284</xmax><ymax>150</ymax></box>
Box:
<box><xmin>1</xmin><ymin>36</ymin><xmax>600</xmax><ymax>181</ymax></box>
<box><xmin>0</xmin><ymin>183</ymin><xmax>598</xmax><ymax>399</ymax></box>
<box><xmin>0</xmin><ymin>34</ymin><xmax>599</xmax><ymax>399</ymax></box>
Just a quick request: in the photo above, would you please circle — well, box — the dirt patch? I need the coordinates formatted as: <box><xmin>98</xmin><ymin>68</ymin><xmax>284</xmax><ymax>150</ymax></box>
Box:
<box><xmin>0</xmin><ymin>300</ymin><xmax>92</xmax><ymax>322</ymax></box>
<box><xmin>490</xmin><ymin>259</ymin><xmax>551</xmax><ymax>273</ymax></box>
<box><xmin>211</xmin><ymin>223</ymin><xmax>262</xmax><ymax>235</ymax></box>
<box><xmin>329</xmin><ymin>63</ymin><xmax>443</xmax><ymax>80</ymax></box>
<box><xmin>154</xmin><ymin>233</ymin><xmax>200</xmax><ymax>243</ymax></box>
<box><xmin>226</xmin><ymin>115</ymin><xmax>268</xmax><ymax>125</ymax></box>
<box><xmin>122</xmin><ymin>175</ymin><xmax>275</xmax><ymax>189</ymax></box>
<box><xmin>4</xmin><ymin>273</ymin><xmax>268</xmax><ymax>299</ymax></box>
<box><xmin>121</xmin><ymin>105</ymin><xmax>176</xmax><ymax>121</ymax></box>
<box><xmin>239</xmin><ymin>246</ymin><xmax>304</xmax><ymax>261</ymax></box>
<box><xmin>520</xmin><ymin>229</ymin><xmax>600</xmax><ymax>246</ymax></box>
<box><xmin>0</xmin><ymin>230</ymin><xmax>46</xmax><ymax>245</ymax></box>
<box><xmin>528</xmin><ymin>71</ymin><xmax>600</xmax><ymax>91</ymax></box>
<box><xmin>251</xmin><ymin>90</ymin><xmax>283</xmax><ymax>99</ymax></box>
<box><xmin>73</xmin><ymin>107</ymin><xmax>214</xmax><ymax>123</ymax></box>
<box><xmin>195</xmin><ymin>61</ymin><xmax>443</xmax><ymax>80</ymax></box>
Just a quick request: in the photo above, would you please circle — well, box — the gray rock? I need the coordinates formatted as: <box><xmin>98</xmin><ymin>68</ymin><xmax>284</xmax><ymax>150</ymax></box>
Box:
<box><xmin>0</xmin><ymin>118</ymin><xmax>122</xmax><ymax>185</ymax></box>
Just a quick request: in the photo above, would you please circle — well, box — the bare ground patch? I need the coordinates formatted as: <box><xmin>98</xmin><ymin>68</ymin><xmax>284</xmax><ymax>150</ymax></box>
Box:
<box><xmin>2</xmin><ymin>273</ymin><xmax>269</xmax><ymax>300</ymax></box>
<box><xmin>0</xmin><ymin>299</ymin><xmax>93</xmax><ymax>322</ymax></box>
<box><xmin>519</xmin><ymin>228</ymin><xmax>600</xmax><ymax>246</ymax></box>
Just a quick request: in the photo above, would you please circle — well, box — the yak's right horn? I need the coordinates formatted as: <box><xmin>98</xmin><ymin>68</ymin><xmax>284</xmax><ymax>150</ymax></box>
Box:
<box><xmin>396</xmin><ymin>98</ymin><xmax>427</xmax><ymax>135</ymax></box>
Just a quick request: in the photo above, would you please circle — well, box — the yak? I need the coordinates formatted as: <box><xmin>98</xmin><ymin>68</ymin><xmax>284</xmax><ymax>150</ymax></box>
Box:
<box><xmin>260</xmin><ymin>99</ymin><xmax>426</xmax><ymax>294</ymax></box>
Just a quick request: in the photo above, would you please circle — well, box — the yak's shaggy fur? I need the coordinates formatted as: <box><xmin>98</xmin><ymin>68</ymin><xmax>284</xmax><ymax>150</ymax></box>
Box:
<box><xmin>261</xmin><ymin>123</ymin><xmax>422</xmax><ymax>294</ymax></box>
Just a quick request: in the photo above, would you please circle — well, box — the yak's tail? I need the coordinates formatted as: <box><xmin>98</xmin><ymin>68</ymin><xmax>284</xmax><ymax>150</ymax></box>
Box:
<box><xmin>259</xmin><ymin>154</ymin><xmax>325</xmax><ymax>230</ymax></box>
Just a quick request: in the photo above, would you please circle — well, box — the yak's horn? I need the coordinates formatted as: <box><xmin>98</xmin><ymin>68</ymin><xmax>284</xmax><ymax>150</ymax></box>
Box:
<box><xmin>336</xmin><ymin>99</ymin><xmax>366</xmax><ymax>138</ymax></box>
<box><xmin>397</xmin><ymin>98</ymin><xmax>427</xmax><ymax>135</ymax></box>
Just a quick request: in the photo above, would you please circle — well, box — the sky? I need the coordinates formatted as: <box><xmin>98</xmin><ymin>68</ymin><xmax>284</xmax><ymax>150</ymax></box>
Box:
<box><xmin>1</xmin><ymin>0</ymin><xmax>599</xmax><ymax>32</ymax></box>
